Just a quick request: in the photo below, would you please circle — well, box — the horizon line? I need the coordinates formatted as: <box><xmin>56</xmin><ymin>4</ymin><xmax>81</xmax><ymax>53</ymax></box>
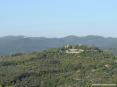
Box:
<box><xmin>0</xmin><ymin>35</ymin><xmax>117</xmax><ymax>38</ymax></box>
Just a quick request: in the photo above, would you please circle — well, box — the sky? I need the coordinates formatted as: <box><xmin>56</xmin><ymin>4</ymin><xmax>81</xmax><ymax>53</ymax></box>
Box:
<box><xmin>0</xmin><ymin>0</ymin><xmax>117</xmax><ymax>37</ymax></box>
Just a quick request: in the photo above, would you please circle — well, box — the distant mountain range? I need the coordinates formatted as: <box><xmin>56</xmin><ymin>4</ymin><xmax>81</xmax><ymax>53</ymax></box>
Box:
<box><xmin>0</xmin><ymin>35</ymin><xmax>117</xmax><ymax>55</ymax></box>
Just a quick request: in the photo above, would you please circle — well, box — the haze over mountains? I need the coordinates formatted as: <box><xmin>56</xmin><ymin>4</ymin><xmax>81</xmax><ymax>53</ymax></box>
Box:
<box><xmin>0</xmin><ymin>35</ymin><xmax>117</xmax><ymax>55</ymax></box>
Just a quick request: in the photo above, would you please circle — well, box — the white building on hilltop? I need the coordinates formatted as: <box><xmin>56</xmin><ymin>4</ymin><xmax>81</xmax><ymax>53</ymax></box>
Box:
<box><xmin>66</xmin><ymin>48</ymin><xmax>84</xmax><ymax>54</ymax></box>
<box><xmin>64</xmin><ymin>44</ymin><xmax>84</xmax><ymax>54</ymax></box>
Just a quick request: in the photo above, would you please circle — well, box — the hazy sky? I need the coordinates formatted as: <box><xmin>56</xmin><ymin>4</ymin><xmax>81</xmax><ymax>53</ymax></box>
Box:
<box><xmin>0</xmin><ymin>0</ymin><xmax>117</xmax><ymax>37</ymax></box>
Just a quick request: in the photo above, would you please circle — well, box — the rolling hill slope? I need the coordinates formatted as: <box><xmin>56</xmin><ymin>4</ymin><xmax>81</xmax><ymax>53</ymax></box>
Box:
<box><xmin>0</xmin><ymin>46</ymin><xmax>117</xmax><ymax>87</ymax></box>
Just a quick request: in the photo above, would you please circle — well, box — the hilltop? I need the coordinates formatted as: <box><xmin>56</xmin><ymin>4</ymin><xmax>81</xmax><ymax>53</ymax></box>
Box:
<box><xmin>0</xmin><ymin>35</ymin><xmax>117</xmax><ymax>55</ymax></box>
<box><xmin>0</xmin><ymin>45</ymin><xmax>117</xmax><ymax>87</ymax></box>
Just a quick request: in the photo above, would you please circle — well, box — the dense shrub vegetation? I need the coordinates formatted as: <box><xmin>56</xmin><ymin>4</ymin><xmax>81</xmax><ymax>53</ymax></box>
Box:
<box><xmin>0</xmin><ymin>46</ymin><xmax>117</xmax><ymax>87</ymax></box>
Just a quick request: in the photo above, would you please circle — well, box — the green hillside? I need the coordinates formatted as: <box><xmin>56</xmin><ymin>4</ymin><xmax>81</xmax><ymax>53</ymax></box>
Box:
<box><xmin>0</xmin><ymin>45</ymin><xmax>117</xmax><ymax>87</ymax></box>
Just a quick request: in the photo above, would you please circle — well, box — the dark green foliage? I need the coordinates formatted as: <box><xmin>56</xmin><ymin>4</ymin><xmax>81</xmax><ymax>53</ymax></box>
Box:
<box><xmin>0</xmin><ymin>46</ymin><xmax>117</xmax><ymax>87</ymax></box>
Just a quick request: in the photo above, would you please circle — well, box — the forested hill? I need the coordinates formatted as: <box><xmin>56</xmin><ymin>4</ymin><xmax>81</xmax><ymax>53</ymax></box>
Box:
<box><xmin>0</xmin><ymin>35</ymin><xmax>117</xmax><ymax>55</ymax></box>
<box><xmin>0</xmin><ymin>46</ymin><xmax>117</xmax><ymax>87</ymax></box>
